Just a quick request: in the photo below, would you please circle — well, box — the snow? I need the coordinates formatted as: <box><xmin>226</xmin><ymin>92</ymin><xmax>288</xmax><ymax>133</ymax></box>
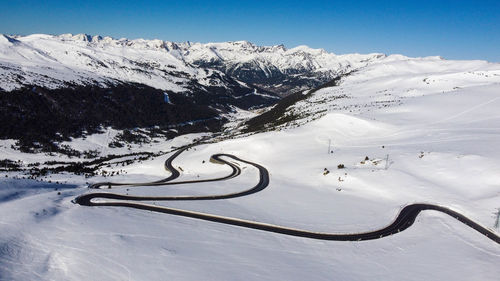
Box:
<box><xmin>0</xmin><ymin>33</ymin><xmax>386</xmax><ymax>92</ymax></box>
<box><xmin>0</xmin><ymin>34</ymin><xmax>198</xmax><ymax>92</ymax></box>
<box><xmin>1</xmin><ymin>51</ymin><xmax>500</xmax><ymax>280</ymax></box>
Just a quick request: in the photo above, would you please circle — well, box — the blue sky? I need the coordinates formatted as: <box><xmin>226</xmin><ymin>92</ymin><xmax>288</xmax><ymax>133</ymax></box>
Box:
<box><xmin>1</xmin><ymin>0</ymin><xmax>499</xmax><ymax>61</ymax></box>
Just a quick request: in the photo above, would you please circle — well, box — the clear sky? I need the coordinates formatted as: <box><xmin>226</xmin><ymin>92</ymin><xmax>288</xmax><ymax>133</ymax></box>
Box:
<box><xmin>1</xmin><ymin>0</ymin><xmax>499</xmax><ymax>61</ymax></box>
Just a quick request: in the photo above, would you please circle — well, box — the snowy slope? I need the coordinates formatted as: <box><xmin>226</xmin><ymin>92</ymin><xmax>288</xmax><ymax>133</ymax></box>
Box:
<box><xmin>0</xmin><ymin>34</ymin><xmax>213</xmax><ymax>92</ymax></box>
<box><xmin>180</xmin><ymin>40</ymin><xmax>385</xmax><ymax>93</ymax></box>
<box><xmin>0</xmin><ymin>33</ymin><xmax>385</xmax><ymax>94</ymax></box>
<box><xmin>274</xmin><ymin>55</ymin><xmax>500</xmax><ymax>129</ymax></box>
<box><xmin>1</xmin><ymin>54</ymin><xmax>500</xmax><ymax>280</ymax></box>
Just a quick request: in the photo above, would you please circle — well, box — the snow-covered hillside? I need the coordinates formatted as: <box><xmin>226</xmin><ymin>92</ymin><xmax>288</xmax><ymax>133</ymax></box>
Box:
<box><xmin>0</xmin><ymin>33</ymin><xmax>384</xmax><ymax>94</ymax></box>
<box><xmin>1</xmin><ymin>54</ymin><xmax>499</xmax><ymax>280</ymax></box>
<box><xmin>0</xmin><ymin>33</ymin><xmax>224</xmax><ymax>92</ymax></box>
<box><xmin>180</xmin><ymin>40</ymin><xmax>384</xmax><ymax>94</ymax></box>
<box><xmin>255</xmin><ymin>55</ymin><xmax>500</xmax><ymax>131</ymax></box>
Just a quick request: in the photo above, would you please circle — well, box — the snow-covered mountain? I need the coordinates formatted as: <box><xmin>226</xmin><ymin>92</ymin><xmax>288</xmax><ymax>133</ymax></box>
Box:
<box><xmin>0</xmin><ymin>33</ymin><xmax>384</xmax><ymax>94</ymax></box>
<box><xmin>243</xmin><ymin>55</ymin><xmax>500</xmax><ymax>133</ymax></box>
<box><xmin>1</xmin><ymin>50</ymin><xmax>499</xmax><ymax>281</ymax></box>
<box><xmin>178</xmin><ymin>40</ymin><xmax>385</xmax><ymax>94</ymax></box>
<box><xmin>0</xmin><ymin>33</ymin><xmax>216</xmax><ymax>92</ymax></box>
<box><xmin>0</xmin><ymin>33</ymin><xmax>390</xmax><ymax>151</ymax></box>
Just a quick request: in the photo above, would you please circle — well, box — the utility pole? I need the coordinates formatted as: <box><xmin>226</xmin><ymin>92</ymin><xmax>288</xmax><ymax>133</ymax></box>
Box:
<box><xmin>384</xmin><ymin>154</ymin><xmax>390</xmax><ymax>170</ymax></box>
<box><xmin>328</xmin><ymin>139</ymin><xmax>331</xmax><ymax>154</ymax></box>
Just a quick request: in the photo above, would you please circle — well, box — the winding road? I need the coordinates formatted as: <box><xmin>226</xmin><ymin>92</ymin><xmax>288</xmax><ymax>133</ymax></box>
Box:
<box><xmin>75</xmin><ymin>146</ymin><xmax>500</xmax><ymax>244</ymax></box>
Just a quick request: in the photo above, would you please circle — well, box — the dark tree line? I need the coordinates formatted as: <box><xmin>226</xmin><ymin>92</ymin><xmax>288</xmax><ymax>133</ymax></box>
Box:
<box><xmin>0</xmin><ymin>82</ymin><xmax>224</xmax><ymax>152</ymax></box>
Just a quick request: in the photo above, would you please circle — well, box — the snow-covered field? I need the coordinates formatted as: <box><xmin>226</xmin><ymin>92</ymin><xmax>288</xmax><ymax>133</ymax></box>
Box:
<box><xmin>1</xmin><ymin>56</ymin><xmax>500</xmax><ymax>280</ymax></box>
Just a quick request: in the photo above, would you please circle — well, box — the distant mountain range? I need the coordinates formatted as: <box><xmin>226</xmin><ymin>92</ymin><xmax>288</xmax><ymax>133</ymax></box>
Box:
<box><xmin>0</xmin><ymin>33</ymin><xmax>385</xmax><ymax>95</ymax></box>
<box><xmin>0</xmin><ymin>33</ymin><xmax>385</xmax><ymax>151</ymax></box>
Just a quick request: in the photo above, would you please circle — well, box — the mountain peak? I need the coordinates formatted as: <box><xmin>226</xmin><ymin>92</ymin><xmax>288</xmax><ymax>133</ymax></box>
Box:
<box><xmin>0</xmin><ymin>32</ymin><xmax>390</xmax><ymax>95</ymax></box>
<box><xmin>260</xmin><ymin>44</ymin><xmax>287</xmax><ymax>53</ymax></box>
<box><xmin>288</xmin><ymin>45</ymin><xmax>327</xmax><ymax>55</ymax></box>
<box><xmin>72</xmin><ymin>33</ymin><xmax>93</xmax><ymax>42</ymax></box>
<box><xmin>59</xmin><ymin>33</ymin><xmax>97</xmax><ymax>42</ymax></box>
<box><xmin>231</xmin><ymin>40</ymin><xmax>254</xmax><ymax>46</ymax></box>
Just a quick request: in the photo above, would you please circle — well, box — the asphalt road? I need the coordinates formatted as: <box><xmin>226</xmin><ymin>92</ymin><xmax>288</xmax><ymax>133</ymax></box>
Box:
<box><xmin>87</xmin><ymin>147</ymin><xmax>188</xmax><ymax>189</ymax></box>
<box><xmin>74</xmin><ymin>147</ymin><xmax>500</xmax><ymax>244</ymax></box>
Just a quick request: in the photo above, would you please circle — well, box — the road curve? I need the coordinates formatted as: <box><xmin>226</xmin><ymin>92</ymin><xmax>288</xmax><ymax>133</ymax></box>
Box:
<box><xmin>87</xmin><ymin>147</ymin><xmax>188</xmax><ymax>189</ymax></box>
<box><xmin>75</xmin><ymin>153</ymin><xmax>267</xmax><ymax>204</ymax></box>
<box><xmin>75</xmin><ymin>147</ymin><xmax>500</xmax><ymax>244</ymax></box>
